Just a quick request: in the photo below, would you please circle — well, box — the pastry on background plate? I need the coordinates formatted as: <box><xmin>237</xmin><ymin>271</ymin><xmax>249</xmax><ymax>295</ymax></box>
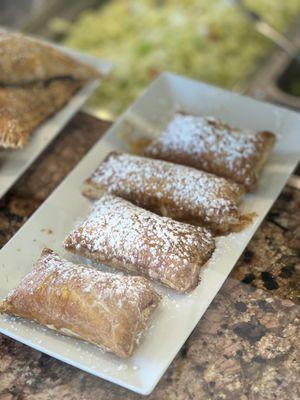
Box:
<box><xmin>0</xmin><ymin>248</ymin><xmax>160</xmax><ymax>358</ymax></box>
<box><xmin>64</xmin><ymin>194</ymin><xmax>215</xmax><ymax>292</ymax></box>
<box><xmin>83</xmin><ymin>152</ymin><xmax>250</xmax><ymax>234</ymax></box>
<box><xmin>144</xmin><ymin>113</ymin><xmax>276</xmax><ymax>191</ymax></box>
<box><xmin>0</xmin><ymin>79</ymin><xmax>82</xmax><ymax>149</ymax></box>
<box><xmin>0</xmin><ymin>31</ymin><xmax>101</xmax><ymax>149</ymax></box>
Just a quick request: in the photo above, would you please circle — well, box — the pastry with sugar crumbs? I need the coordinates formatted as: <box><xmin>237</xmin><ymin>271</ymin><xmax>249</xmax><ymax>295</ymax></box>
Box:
<box><xmin>0</xmin><ymin>248</ymin><xmax>160</xmax><ymax>358</ymax></box>
<box><xmin>144</xmin><ymin>113</ymin><xmax>276</xmax><ymax>191</ymax></box>
<box><xmin>83</xmin><ymin>152</ymin><xmax>248</xmax><ymax>234</ymax></box>
<box><xmin>0</xmin><ymin>30</ymin><xmax>102</xmax><ymax>149</ymax></box>
<box><xmin>0</xmin><ymin>80</ymin><xmax>82</xmax><ymax>148</ymax></box>
<box><xmin>64</xmin><ymin>194</ymin><xmax>215</xmax><ymax>292</ymax></box>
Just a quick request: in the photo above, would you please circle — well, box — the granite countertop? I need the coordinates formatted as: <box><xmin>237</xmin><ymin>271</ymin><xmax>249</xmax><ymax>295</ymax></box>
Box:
<box><xmin>0</xmin><ymin>112</ymin><xmax>299</xmax><ymax>400</ymax></box>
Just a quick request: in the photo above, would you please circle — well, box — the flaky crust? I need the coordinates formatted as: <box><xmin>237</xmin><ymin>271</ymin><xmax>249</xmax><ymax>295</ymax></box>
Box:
<box><xmin>64</xmin><ymin>194</ymin><xmax>215</xmax><ymax>292</ymax></box>
<box><xmin>83</xmin><ymin>152</ymin><xmax>247</xmax><ymax>234</ymax></box>
<box><xmin>144</xmin><ymin>113</ymin><xmax>276</xmax><ymax>191</ymax></box>
<box><xmin>0</xmin><ymin>248</ymin><xmax>160</xmax><ymax>358</ymax></box>
<box><xmin>0</xmin><ymin>79</ymin><xmax>82</xmax><ymax>148</ymax></box>
<box><xmin>0</xmin><ymin>30</ymin><xmax>102</xmax><ymax>149</ymax></box>
<box><xmin>0</xmin><ymin>31</ymin><xmax>101</xmax><ymax>84</ymax></box>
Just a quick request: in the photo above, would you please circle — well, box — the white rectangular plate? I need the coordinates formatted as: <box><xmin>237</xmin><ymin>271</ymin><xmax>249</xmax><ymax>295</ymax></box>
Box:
<box><xmin>0</xmin><ymin>40</ymin><xmax>112</xmax><ymax>199</ymax></box>
<box><xmin>0</xmin><ymin>72</ymin><xmax>299</xmax><ymax>395</ymax></box>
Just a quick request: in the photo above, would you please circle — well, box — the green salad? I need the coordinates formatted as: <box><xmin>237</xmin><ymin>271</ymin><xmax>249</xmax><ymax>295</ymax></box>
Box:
<box><xmin>50</xmin><ymin>0</ymin><xmax>300</xmax><ymax>117</ymax></box>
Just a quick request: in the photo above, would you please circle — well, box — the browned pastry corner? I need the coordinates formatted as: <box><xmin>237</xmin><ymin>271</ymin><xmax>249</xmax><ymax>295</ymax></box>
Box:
<box><xmin>0</xmin><ymin>248</ymin><xmax>161</xmax><ymax>358</ymax></box>
<box><xmin>0</xmin><ymin>30</ymin><xmax>102</xmax><ymax>149</ymax></box>
<box><xmin>144</xmin><ymin>113</ymin><xmax>276</xmax><ymax>191</ymax></box>
<box><xmin>83</xmin><ymin>152</ymin><xmax>250</xmax><ymax>234</ymax></box>
<box><xmin>64</xmin><ymin>194</ymin><xmax>215</xmax><ymax>292</ymax></box>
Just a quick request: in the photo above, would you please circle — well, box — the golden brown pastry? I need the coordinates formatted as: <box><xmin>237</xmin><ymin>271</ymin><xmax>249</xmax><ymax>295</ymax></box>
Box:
<box><xmin>64</xmin><ymin>194</ymin><xmax>215</xmax><ymax>292</ymax></box>
<box><xmin>0</xmin><ymin>248</ymin><xmax>161</xmax><ymax>358</ymax></box>
<box><xmin>0</xmin><ymin>79</ymin><xmax>82</xmax><ymax>148</ymax></box>
<box><xmin>0</xmin><ymin>31</ymin><xmax>102</xmax><ymax>149</ymax></box>
<box><xmin>0</xmin><ymin>31</ymin><xmax>101</xmax><ymax>85</ymax></box>
<box><xmin>83</xmin><ymin>152</ymin><xmax>248</xmax><ymax>234</ymax></box>
<box><xmin>144</xmin><ymin>113</ymin><xmax>276</xmax><ymax>191</ymax></box>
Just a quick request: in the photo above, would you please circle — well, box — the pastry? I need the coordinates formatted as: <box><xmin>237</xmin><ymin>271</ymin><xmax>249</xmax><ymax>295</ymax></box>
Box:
<box><xmin>144</xmin><ymin>113</ymin><xmax>276</xmax><ymax>191</ymax></box>
<box><xmin>83</xmin><ymin>152</ymin><xmax>248</xmax><ymax>233</ymax></box>
<box><xmin>64</xmin><ymin>194</ymin><xmax>215</xmax><ymax>292</ymax></box>
<box><xmin>0</xmin><ymin>31</ymin><xmax>102</xmax><ymax>149</ymax></box>
<box><xmin>0</xmin><ymin>248</ymin><xmax>160</xmax><ymax>358</ymax></box>
<box><xmin>0</xmin><ymin>30</ymin><xmax>101</xmax><ymax>85</ymax></box>
<box><xmin>0</xmin><ymin>79</ymin><xmax>82</xmax><ymax>148</ymax></box>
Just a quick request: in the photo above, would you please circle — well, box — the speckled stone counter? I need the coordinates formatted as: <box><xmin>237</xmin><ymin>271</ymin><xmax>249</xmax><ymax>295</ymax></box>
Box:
<box><xmin>0</xmin><ymin>113</ymin><xmax>299</xmax><ymax>400</ymax></box>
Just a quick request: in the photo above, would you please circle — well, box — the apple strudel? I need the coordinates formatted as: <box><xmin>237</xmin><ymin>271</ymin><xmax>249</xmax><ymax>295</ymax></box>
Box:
<box><xmin>64</xmin><ymin>194</ymin><xmax>215</xmax><ymax>292</ymax></box>
<box><xmin>0</xmin><ymin>248</ymin><xmax>160</xmax><ymax>358</ymax></box>
<box><xmin>83</xmin><ymin>152</ymin><xmax>248</xmax><ymax>233</ymax></box>
<box><xmin>0</xmin><ymin>31</ymin><xmax>102</xmax><ymax>149</ymax></box>
<box><xmin>144</xmin><ymin>113</ymin><xmax>276</xmax><ymax>191</ymax></box>
<box><xmin>0</xmin><ymin>31</ymin><xmax>101</xmax><ymax>85</ymax></box>
<box><xmin>0</xmin><ymin>79</ymin><xmax>82</xmax><ymax>148</ymax></box>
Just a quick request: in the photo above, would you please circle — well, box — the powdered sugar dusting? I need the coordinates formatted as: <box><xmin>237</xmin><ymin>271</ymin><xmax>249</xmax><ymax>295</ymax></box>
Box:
<box><xmin>145</xmin><ymin>113</ymin><xmax>275</xmax><ymax>189</ymax></box>
<box><xmin>38</xmin><ymin>249</ymin><xmax>157</xmax><ymax>308</ymax></box>
<box><xmin>155</xmin><ymin>114</ymin><xmax>259</xmax><ymax>162</ymax></box>
<box><xmin>64</xmin><ymin>195</ymin><xmax>215</xmax><ymax>292</ymax></box>
<box><xmin>1</xmin><ymin>249</ymin><xmax>161</xmax><ymax>358</ymax></box>
<box><xmin>5</xmin><ymin>249</ymin><xmax>160</xmax><ymax>315</ymax></box>
<box><xmin>87</xmin><ymin>152</ymin><xmax>244</xmax><ymax>231</ymax></box>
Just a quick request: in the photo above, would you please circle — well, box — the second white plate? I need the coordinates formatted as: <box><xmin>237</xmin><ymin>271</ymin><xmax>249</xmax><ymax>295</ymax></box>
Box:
<box><xmin>0</xmin><ymin>72</ymin><xmax>299</xmax><ymax>395</ymax></box>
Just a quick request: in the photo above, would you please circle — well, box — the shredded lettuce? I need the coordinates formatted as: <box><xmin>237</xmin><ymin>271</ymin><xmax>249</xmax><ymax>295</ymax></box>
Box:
<box><xmin>50</xmin><ymin>0</ymin><xmax>300</xmax><ymax>117</ymax></box>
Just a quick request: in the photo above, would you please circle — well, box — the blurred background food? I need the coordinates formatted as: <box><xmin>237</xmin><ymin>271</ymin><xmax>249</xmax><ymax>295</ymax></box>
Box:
<box><xmin>1</xmin><ymin>0</ymin><xmax>300</xmax><ymax>118</ymax></box>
